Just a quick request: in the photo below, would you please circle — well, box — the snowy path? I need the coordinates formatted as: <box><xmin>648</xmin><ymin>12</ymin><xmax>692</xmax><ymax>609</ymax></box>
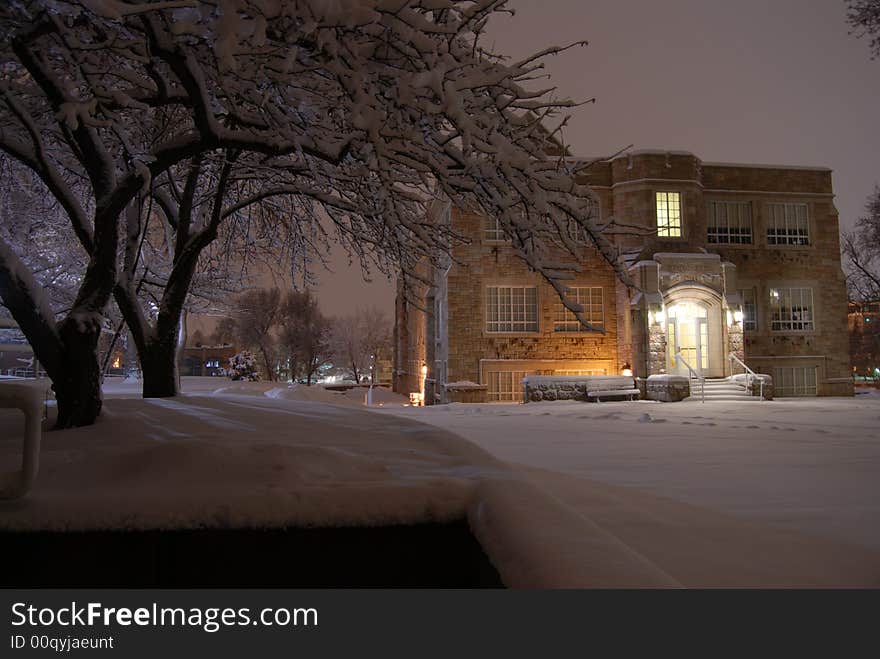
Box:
<box><xmin>379</xmin><ymin>397</ymin><xmax>880</xmax><ymax>553</ymax></box>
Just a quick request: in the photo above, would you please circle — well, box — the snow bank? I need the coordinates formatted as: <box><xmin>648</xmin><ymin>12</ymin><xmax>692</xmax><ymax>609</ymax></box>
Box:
<box><xmin>263</xmin><ymin>383</ymin><xmax>408</xmax><ymax>408</ymax></box>
<box><xmin>0</xmin><ymin>395</ymin><xmax>496</xmax><ymax>532</ymax></box>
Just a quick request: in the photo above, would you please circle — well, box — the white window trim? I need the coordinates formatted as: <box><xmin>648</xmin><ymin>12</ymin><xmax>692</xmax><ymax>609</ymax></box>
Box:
<box><xmin>485</xmin><ymin>370</ymin><xmax>529</xmax><ymax>402</ymax></box>
<box><xmin>766</xmin><ymin>202</ymin><xmax>810</xmax><ymax>246</ymax></box>
<box><xmin>708</xmin><ymin>200</ymin><xmax>753</xmax><ymax>245</ymax></box>
<box><xmin>484</xmin><ymin>216</ymin><xmax>508</xmax><ymax>242</ymax></box>
<box><xmin>485</xmin><ymin>285</ymin><xmax>540</xmax><ymax>334</ymax></box>
<box><xmin>554</xmin><ymin>286</ymin><xmax>605</xmax><ymax>333</ymax></box>
<box><xmin>774</xmin><ymin>366</ymin><xmax>818</xmax><ymax>396</ymax></box>
<box><xmin>739</xmin><ymin>287</ymin><xmax>758</xmax><ymax>332</ymax></box>
<box><xmin>769</xmin><ymin>286</ymin><xmax>815</xmax><ymax>332</ymax></box>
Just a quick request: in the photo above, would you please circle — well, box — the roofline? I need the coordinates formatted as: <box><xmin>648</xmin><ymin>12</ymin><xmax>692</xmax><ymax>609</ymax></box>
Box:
<box><xmin>701</xmin><ymin>161</ymin><xmax>832</xmax><ymax>172</ymax></box>
<box><xmin>567</xmin><ymin>150</ymin><xmax>832</xmax><ymax>172</ymax></box>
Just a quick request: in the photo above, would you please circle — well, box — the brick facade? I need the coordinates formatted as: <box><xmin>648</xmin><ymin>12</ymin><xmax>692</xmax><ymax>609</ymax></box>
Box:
<box><xmin>395</xmin><ymin>150</ymin><xmax>853</xmax><ymax>401</ymax></box>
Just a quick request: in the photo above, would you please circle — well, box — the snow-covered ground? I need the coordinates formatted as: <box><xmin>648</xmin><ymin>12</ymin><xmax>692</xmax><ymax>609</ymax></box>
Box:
<box><xmin>1</xmin><ymin>380</ymin><xmax>683</xmax><ymax>587</ymax></box>
<box><xmin>380</xmin><ymin>395</ymin><xmax>880</xmax><ymax>554</ymax></box>
<box><xmin>2</xmin><ymin>377</ymin><xmax>879</xmax><ymax>587</ymax></box>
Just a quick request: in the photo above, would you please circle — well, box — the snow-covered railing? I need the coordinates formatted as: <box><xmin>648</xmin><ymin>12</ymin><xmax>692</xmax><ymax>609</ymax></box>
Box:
<box><xmin>676</xmin><ymin>352</ymin><xmax>704</xmax><ymax>403</ymax></box>
<box><xmin>0</xmin><ymin>380</ymin><xmax>44</xmax><ymax>499</ymax></box>
<box><xmin>729</xmin><ymin>354</ymin><xmax>763</xmax><ymax>401</ymax></box>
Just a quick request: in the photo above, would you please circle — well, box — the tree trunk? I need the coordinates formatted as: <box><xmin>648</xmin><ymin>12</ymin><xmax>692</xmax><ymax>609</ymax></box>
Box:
<box><xmin>260</xmin><ymin>345</ymin><xmax>275</xmax><ymax>381</ymax></box>
<box><xmin>140</xmin><ymin>331</ymin><xmax>180</xmax><ymax>398</ymax></box>
<box><xmin>54</xmin><ymin>321</ymin><xmax>103</xmax><ymax>429</ymax></box>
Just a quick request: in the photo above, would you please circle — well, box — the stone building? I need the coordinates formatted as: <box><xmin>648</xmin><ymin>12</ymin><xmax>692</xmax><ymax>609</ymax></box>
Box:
<box><xmin>849</xmin><ymin>300</ymin><xmax>880</xmax><ymax>381</ymax></box>
<box><xmin>394</xmin><ymin>150</ymin><xmax>853</xmax><ymax>402</ymax></box>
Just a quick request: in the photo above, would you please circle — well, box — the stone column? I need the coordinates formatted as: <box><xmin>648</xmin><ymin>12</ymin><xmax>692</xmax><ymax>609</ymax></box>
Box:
<box><xmin>647</xmin><ymin>323</ymin><xmax>667</xmax><ymax>375</ymax></box>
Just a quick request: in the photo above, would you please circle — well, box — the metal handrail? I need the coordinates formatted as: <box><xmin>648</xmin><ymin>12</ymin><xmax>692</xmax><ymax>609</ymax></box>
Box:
<box><xmin>676</xmin><ymin>351</ymin><xmax>704</xmax><ymax>403</ymax></box>
<box><xmin>729</xmin><ymin>353</ymin><xmax>764</xmax><ymax>400</ymax></box>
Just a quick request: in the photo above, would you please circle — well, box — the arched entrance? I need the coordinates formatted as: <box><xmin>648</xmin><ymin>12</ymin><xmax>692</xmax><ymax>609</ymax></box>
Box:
<box><xmin>664</xmin><ymin>286</ymin><xmax>725</xmax><ymax>378</ymax></box>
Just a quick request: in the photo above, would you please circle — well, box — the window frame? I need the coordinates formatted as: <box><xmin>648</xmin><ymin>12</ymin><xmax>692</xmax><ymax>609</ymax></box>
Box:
<box><xmin>483</xmin><ymin>216</ymin><xmax>508</xmax><ymax>243</ymax></box>
<box><xmin>553</xmin><ymin>286</ymin><xmax>605</xmax><ymax>333</ymax></box>
<box><xmin>774</xmin><ymin>366</ymin><xmax>818</xmax><ymax>397</ymax></box>
<box><xmin>769</xmin><ymin>287</ymin><xmax>815</xmax><ymax>332</ymax></box>
<box><xmin>655</xmin><ymin>191</ymin><xmax>683</xmax><ymax>238</ymax></box>
<box><xmin>739</xmin><ymin>287</ymin><xmax>758</xmax><ymax>332</ymax></box>
<box><xmin>707</xmin><ymin>200</ymin><xmax>753</xmax><ymax>245</ymax></box>
<box><xmin>766</xmin><ymin>202</ymin><xmax>810</xmax><ymax>246</ymax></box>
<box><xmin>485</xmin><ymin>285</ymin><xmax>540</xmax><ymax>334</ymax></box>
<box><xmin>485</xmin><ymin>370</ymin><xmax>530</xmax><ymax>402</ymax></box>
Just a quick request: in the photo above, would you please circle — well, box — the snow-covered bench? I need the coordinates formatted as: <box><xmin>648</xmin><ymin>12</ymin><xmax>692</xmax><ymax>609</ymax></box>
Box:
<box><xmin>0</xmin><ymin>380</ymin><xmax>45</xmax><ymax>499</ymax></box>
<box><xmin>584</xmin><ymin>376</ymin><xmax>640</xmax><ymax>402</ymax></box>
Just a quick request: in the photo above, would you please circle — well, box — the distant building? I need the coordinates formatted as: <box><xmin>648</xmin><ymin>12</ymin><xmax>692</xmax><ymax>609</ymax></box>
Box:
<box><xmin>0</xmin><ymin>314</ymin><xmax>45</xmax><ymax>377</ymax></box>
<box><xmin>849</xmin><ymin>301</ymin><xmax>880</xmax><ymax>381</ymax></box>
<box><xmin>179</xmin><ymin>344</ymin><xmax>238</xmax><ymax>377</ymax></box>
<box><xmin>395</xmin><ymin>150</ymin><xmax>853</xmax><ymax>401</ymax></box>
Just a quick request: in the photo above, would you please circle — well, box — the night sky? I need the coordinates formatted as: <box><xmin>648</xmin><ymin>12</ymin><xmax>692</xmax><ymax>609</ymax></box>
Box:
<box><xmin>312</xmin><ymin>0</ymin><xmax>879</xmax><ymax>317</ymax></box>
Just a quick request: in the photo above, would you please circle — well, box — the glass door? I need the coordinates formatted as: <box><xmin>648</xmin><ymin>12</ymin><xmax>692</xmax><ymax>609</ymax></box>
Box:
<box><xmin>667</xmin><ymin>302</ymin><xmax>709</xmax><ymax>375</ymax></box>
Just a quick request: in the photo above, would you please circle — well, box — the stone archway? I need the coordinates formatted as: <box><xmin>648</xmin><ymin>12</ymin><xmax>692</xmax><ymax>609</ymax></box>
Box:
<box><xmin>662</xmin><ymin>284</ymin><xmax>726</xmax><ymax>378</ymax></box>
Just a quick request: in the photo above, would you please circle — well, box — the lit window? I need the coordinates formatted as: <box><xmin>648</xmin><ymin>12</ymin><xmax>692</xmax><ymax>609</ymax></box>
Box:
<box><xmin>708</xmin><ymin>201</ymin><xmax>752</xmax><ymax>244</ymax></box>
<box><xmin>554</xmin><ymin>287</ymin><xmax>604</xmax><ymax>332</ymax></box>
<box><xmin>767</xmin><ymin>203</ymin><xmax>809</xmax><ymax>245</ymax></box>
<box><xmin>775</xmin><ymin>366</ymin><xmax>817</xmax><ymax>396</ymax></box>
<box><xmin>656</xmin><ymin>192</ymin><xmax>682</xmax><ymax>237</ymax></box>
<box><xmin>739</xmin><ymin>288</ymin><xmax>757</xmax><ymax>331</ymax></box>
<box><xmin>486</xmin><ymin>286</ymin><xmax>538</xmax><ymax>333</ymax></box>
<box><xmin>770</xmin><ymin>287</ymin><xmax>814</xmax><ymax>331</ymax></box>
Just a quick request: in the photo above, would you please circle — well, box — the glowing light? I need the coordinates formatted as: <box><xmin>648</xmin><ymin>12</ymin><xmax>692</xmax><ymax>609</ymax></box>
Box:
<box><xmin>734</xmin><ymin>310</ymin><xmax>744</xmax><ymax>323</ymax></box>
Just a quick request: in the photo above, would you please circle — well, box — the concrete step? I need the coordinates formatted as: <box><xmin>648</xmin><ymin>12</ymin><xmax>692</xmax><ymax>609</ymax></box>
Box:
<box><xmin>684</xmin><ymin>394</ymin><xmax>759</xmax><ymax>402</ymax></box>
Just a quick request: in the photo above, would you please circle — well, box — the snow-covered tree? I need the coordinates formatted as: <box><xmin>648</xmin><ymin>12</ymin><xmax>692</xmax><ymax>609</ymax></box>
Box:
<box><xmin>279</xmin><ymin>290</ymin><xmax>329</xmax><ymax>385</ymax></box>
<box><xmin>1</xmin><ymin>1</ymin><xmax>623</xmax><ymax>426</ymax></box>
<box><xmin>115</xmin><ymin>149</ymin><xmax>325</xmax><ymax>398</ymax></box>
<box><xmin>843</xmin><ymin>185</ymin><xmax>880</xmax><ymax>302</ymax></box>
<box><xmin>329</xmin><ymin>307</ymin><xmax>390</xmax><ymax>384</ymax></box>
<box><xmin>847</xmin><ymin>0</ymin><xmax>880</xmax><ymax>58</ymax></box>
<box><xmin>230</xmin><ymin>287</ymin><xmax>283</xmax><ymax>381</ymax></box>
<box><xmin>226</xmin><ymin>349</ymin><xmax>259</xmax><ymax>381</ymax></box>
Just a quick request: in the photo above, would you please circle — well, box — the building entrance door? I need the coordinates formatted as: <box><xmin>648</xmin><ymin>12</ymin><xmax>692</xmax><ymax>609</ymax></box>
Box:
<box><xmin>667</xmin><ymin>302</ymin><xmax>709</xmax><ymax>376</ymax></box>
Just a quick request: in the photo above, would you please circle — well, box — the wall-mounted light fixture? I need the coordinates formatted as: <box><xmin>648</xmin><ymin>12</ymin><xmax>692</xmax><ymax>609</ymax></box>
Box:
<box><xmin>649</xmin><ymin>305</ymin><xmax>666</xmax><ymax>329</ymax></box>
